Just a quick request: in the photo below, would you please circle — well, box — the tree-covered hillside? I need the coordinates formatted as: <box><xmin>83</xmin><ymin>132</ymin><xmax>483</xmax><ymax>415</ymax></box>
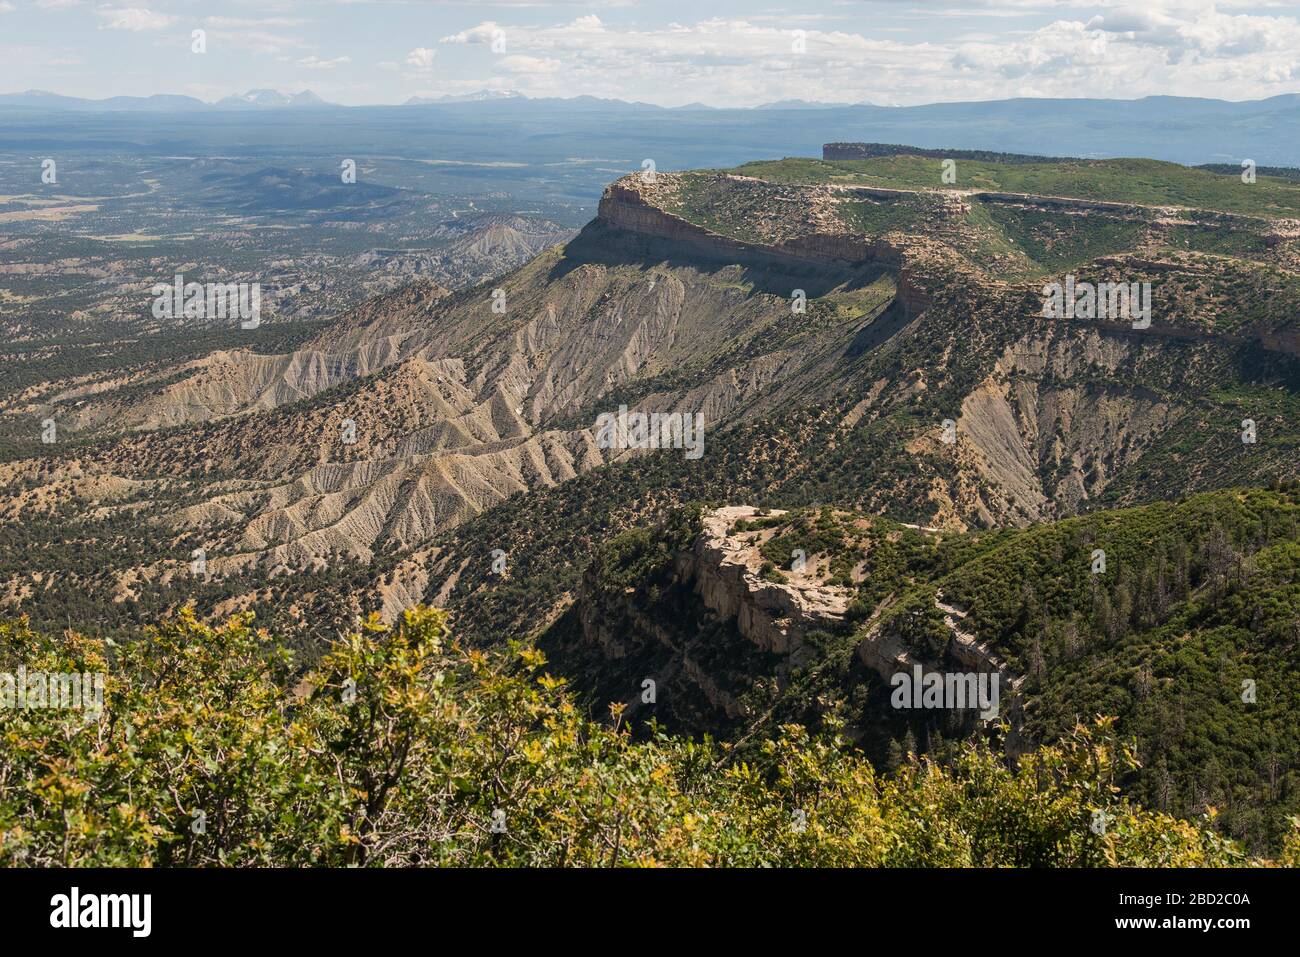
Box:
<box><xmin>0</xmin><ymin>606</ymin><xmax>1279</xmax><ymax>867</ymax></box>
<box><xmin>520</xmin><ymin>484</ymin><xmax>1300</xmax><ymax>855</ymax></box>
<box><xmin>733</xmin><ymin>155</ymin><xmax>1300</xmax><ymax>218</ymax></box>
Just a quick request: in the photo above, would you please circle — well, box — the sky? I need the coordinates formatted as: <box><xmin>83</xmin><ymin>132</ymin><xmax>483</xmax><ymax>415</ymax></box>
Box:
<box><xmin>2</xmin><ymin>0</ymin><xmax>1300</xmax><ymax>107</ymax></box>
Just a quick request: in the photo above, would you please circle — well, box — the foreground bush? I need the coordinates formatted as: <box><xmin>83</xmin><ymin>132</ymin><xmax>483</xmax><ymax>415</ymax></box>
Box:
<box><xmin>0</xmin><ymin>607</ymin><xmax>1285</xmax><ymax>867</ymax></box>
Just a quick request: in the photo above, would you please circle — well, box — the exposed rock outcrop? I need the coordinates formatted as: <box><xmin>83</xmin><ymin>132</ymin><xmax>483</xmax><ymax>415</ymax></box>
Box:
<box><xmin>560</xmin><ymin>504</ymin><xmax>1027</xmax><ymax>748</ymax></box>
<box><xmin>597</xmin><ymin>176</ymin><xmax>905</xmax><ymax>271</ymax></box>
<box><xmin>678</xmin><ymin>506</ymin><xmax>851</xmax><ymax>655</ymax></box>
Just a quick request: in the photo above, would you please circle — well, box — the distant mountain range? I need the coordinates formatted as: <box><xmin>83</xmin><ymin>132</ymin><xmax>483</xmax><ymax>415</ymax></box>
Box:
<box><xmin>3</xmin><ymin>87</ymin><xmax>1298</xmax><ymax>118</ymax></box>
<box><xmin>404</xmin><ymin>90</ymin><xmax>525</xmax><ymax>106</ymax></box>
<box><xmin>0</xmin><ymin>88</ymin><xmax>335</xmax><ymax>112</ymax></box>
<box><xmin>399</xmin><ymin>91</ymin><xmax>861</xmax><ymax>110</ymax></box>
<box><xmin>6</xmin><ymin>89</ymin><xmax>1300</xmax><ymax>166</ymax></box>
<box><xmin>755</xmin><ymin>99</ymin><xmax>866</xmax><ymax>110</ymax></box>
<box><xmin>5</xmin><ymin>87</ymin><xmax>1299</xmax><ymax>119</ymax></box>
<box><xmin>216</xmin><ymin>89</ymin><xmax>330</xmax><ymax>110</ymax></box>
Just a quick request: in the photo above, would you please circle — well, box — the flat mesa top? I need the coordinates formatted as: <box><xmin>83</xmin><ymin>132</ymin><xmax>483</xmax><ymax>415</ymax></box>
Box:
<box><xmin>720</xmin><ymin>155</ymin><xmax>1300</xmax><ymax>221</ymax></box>
<box><xmin>618</xmin><ymin>153</ymin><xmax>1300</xmax><ymax>283</ymax></box>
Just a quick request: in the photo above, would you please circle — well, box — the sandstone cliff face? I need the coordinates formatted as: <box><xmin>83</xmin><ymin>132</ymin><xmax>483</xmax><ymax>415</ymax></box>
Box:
<box><xmin>685</xmin><ymin>508</ymin><xmax>1019</xmax><ymax>697</ymax></box>
<box><xmin>562</xmin><ymin>504</ymin><xmax>859</xmax><ymax>725</ymax></box>
<box><xmin>598</xmin><ymin>176</ymin><xmax>907</xmax><ymax>271</ymax></box>
<box><xmin>565</xmin><ymin>505</ymin><xmax>1026</xmax><ymax>744</ymax></box>
<box><xmin>562</xmin><ymin>508</ymin><xmax>830</xmax><ymax>706</ymax></box>
<box><xmin>677</xmin><ymin>506</ymin><xmax>851</xmax><ymax>655</ymax></box>
<box><xmin>598</xmin><ymin>174</ymin><xmax>952</xmax><ymax>325</ymax></box>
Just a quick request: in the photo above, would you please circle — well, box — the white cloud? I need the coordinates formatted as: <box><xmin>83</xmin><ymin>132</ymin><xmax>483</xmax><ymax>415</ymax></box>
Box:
<box><xmin>95</xmin><ymin>6</ymin><xmax>176</xmax><ymax>31</ymax></box>
<box><xmin>297</xmin><ymin>55</ymin><xmax>351</xmax><ymax>70</ymax></box>
<box><xmin>425</xmin><ymin>8</ymin><xmax>1300</xmax><ymax>106</ymax></box>
<box><xmin>434</xmin><ymin>16</ymin><xmax>944</xmax><ymax>105</ymax></box>
<box><xmin>13</xmin><ymin>1</ymin><xmax>1300</xmax><ymax>108</ymax></box>
<box><xmin>953</xmin><ymin>19</ymin><xmax>1111</xmax><ymax>79</ymax></box>
<box><xmin>440</xmin><ymin>21</ymin><xmax>503</xmax><ymax>45</ymax></box>
<box><xmin>1084</xmin><ymin>5</ymin><xmax>1296</xmax><ymax>57</ymax></box>
<box><xmin>405</xmin><ymin>47</ymin><xmax>436</xmax><ymax>70</ymax></box>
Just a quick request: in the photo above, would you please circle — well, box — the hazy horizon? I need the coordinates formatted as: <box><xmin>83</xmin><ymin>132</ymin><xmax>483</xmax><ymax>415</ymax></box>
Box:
<box><xmin>8</xmin><ymin>86</ymin><xmax>1300</xmax><ymax>110</ymax></box>
<box><xmin>2</xmin><ymin>0</ymin><xmax>1299</xmax><ymax>109</ymax></box>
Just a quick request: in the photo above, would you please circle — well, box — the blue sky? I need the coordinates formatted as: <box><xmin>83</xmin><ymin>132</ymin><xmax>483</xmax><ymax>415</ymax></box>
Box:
<box><xmin>2</xmin><ymin>0</ymin><xmax>1300</xmax><ymax>106</ymax></box>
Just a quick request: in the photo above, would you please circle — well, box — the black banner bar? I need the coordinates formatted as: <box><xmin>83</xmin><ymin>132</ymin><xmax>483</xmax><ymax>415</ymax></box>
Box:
<box><xmin>0</xmin><ymin>867</ymin><xmax>1287</xmax><ymax>944</ymax></box>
